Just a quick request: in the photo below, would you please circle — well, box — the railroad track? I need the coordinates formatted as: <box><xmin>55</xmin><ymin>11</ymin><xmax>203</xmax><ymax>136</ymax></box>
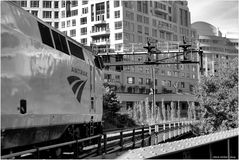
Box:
<box><xmin>1</xmin><ymin>121</ymin><xmax>194</xmax><ymax>159</ymax></box>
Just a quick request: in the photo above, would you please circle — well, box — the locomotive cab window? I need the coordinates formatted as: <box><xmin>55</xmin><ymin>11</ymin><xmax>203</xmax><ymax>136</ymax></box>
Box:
<box><xmin>38</xmin><ymin>22</ymin><xmax>54</xmax><ymax>48</ymax></box>
<box><xmin>68</xmin><ymin>41</ymin><xmax>85</xmax><ymax>60</ymax></box>
<box><xmin>51</xmin><ymin>30</ymin><xmax>69</xmax><ymax>55</ymax></box>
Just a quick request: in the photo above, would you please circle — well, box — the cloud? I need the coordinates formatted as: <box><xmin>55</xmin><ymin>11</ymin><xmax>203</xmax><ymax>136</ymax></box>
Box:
<box><xmin>188</xmin><ymin>0</ymin><xmax>239</xmax><ymax>34</ymax></box>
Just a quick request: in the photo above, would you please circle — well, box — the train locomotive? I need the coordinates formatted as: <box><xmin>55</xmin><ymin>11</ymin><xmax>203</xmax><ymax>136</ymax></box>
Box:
<box><xmin>1</xmin><ymin>1</ymin><xmax>104</xmax><ymax>153</ymax></box>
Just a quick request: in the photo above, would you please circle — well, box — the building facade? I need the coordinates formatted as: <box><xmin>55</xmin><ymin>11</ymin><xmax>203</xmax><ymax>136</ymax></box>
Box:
<box><xmin>18</xmin><ymin>0</ymin><xmax>200</xmax><ymax>122</ymax></box>
<box><xmin>192</xmin><ymin>21</ymin><xmax>238</xmax><ymax>76</ymax></box>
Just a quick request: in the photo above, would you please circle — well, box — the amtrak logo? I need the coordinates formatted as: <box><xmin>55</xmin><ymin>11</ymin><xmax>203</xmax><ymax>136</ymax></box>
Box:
<box><xmin>67</xmin><ymin>76</ymin><xmax>87</xmax><ymax>103</ymax></box>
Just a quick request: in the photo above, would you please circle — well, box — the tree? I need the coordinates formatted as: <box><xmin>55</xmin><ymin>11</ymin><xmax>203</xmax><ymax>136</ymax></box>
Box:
<box><xmin>192</xmin><ymin>58</ymin><xmax>238</xmax><ymax>135</ymax></box>
<box><xmin>103</xmin><ymin>83</ymin><xmax>136</xmax><ymax>129</ymax></box>
<box><xmin>103</xmin><ymin>83</ymin><xmax>121</xmax><ymax>123</ymax></box>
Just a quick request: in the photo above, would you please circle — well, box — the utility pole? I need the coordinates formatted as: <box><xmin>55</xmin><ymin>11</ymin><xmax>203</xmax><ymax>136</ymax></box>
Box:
<box><xmin>144</xmin><ymin>40</ymin><xmax>156</xmax><ymax>123</ymax></box>
<box><xmin>151</xmin><ymin>66</ymin><xmax>156</xmax><ymax>122</ymax></box>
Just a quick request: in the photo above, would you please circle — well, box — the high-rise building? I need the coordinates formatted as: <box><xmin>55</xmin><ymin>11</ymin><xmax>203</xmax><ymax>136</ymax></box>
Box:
<box><xmin>192</xmin><ymin>21</ymin><xmax>238</xmax><ymax>76</ymax></box>
<box><xmin>18</xmin><ymin>0</ymin><xmax>199</xmax><ymax>121</ymax></box>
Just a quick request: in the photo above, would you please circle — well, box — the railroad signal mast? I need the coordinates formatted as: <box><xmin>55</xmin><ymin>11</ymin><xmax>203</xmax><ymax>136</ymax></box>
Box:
<box><xmin>102</xmin><ymin>38</ymin><xmax>204</xmax><ymax>74</ymax></box>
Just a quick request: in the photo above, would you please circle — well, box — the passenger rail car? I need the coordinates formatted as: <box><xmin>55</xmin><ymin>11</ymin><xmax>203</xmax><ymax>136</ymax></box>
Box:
<box><xmin>1</xmin><ymin>1</ymin><xmax>104</xmax><ymax>152</ymax></box>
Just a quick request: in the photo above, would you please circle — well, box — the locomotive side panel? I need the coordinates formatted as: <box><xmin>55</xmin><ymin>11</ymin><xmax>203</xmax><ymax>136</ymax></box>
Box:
<box><xmin>1</xmin><ymin>2</ymin><xmax>103</xmax><ymax>150</ymax></box>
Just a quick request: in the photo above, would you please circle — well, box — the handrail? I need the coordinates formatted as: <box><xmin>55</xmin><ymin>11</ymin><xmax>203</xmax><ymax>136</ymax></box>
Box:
<box><xmin>1</xmin><ymin>134</ymin><xmax>101</xmax><ymax>159</ymax></box>
<box><xmin>1</xmin><ymin>120</ymin><xmax>194</xmax><ymax>159</ymax></box>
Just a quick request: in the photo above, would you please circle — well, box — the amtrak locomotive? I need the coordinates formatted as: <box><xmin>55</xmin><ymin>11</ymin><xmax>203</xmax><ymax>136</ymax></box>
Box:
<box><xmin>1</xmin><ymin>1</ymin><xmax>104</xmax><ymax>153</ymax></box>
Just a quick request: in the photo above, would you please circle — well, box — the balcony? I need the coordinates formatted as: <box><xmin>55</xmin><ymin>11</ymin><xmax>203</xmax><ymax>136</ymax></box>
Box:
<box><xmin>154</xmin><ymin>7</ymin><xmax>168</xmax><ymax>14</ymax></box>
<box><xmin>94</xmin><ymin>20</ymin><xmax>107</xmax><ymax>26</ymax></box>
<box><xmin>90</xmin><ymin>29</ymin><xmax>110</xmax><ymax>37</ymax></box>
<box><xmin>91</xmin><ymin>39</ymin><xmax>110</xmax><ymax>46</ymax></box>
<box><xmin>158</xmin><ymin>24</ymin><xmax>173</xmax><ymax>33</ymax></box>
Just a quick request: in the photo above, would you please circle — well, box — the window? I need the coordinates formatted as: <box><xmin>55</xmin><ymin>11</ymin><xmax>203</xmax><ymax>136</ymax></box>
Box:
<box><xmin>81</xmin><ymin>27</ymin><xmax>87</xmax><ymax>35</ymax></box>
<box><xmin>126</xmin><ymin>11</ymin><xmax>134</xmax><ymax>20</ymax></box>
<box><xmin>51</xmin><ymin>30</ymin><xmax>69</xmax><ymax>54</ymax></box>
<box><xmin>125</xmin><ymin>66</ymin><xmax>130</xmax><ymax>71</ymax></box>
<box><xmin>54</xmin><ymin>22</ymin><xmax>59</xmax><ymax>28</ymax></box>
<box><xmin>82</xmin><ymin>7</ymin><xmax>88</xmax><ymax>14</ymax></box>
<box><xmin>43</xmin><ymin>1</ymin><xmax>51</xmax><ymax>8</ymax></box>
<box><xmin>167</xmin><ymin>71</ymin><xmax>171</xmax><ymax>76</ymax></box>
<box><xmin>38</xmin><ymin>22</ymin><xmax>53</xmax><ymax>48</ymax></box>
<box><xmin>137</xmin><ymin>25</ymin><xmax>142</xmax><ymax>33</ymax></box>
<box><xmin>62</xmin><ymin>1</ymin><xmax>65</xmax><ymax>7</ymax></box>
<box><xmin>152</xmin><ymin>29</ymin><xmax>157</xmax><ymax>37</ymax></box>
<box><xmin>123</xmin><ymin>1</ymin><xmax>133</xmax><ymax>9</ymax></box>
<box><xmin>192</xmin><ymin>74</ymin><xmax>196</xmax><ymax>79</ymax></box>
<box><xmin>124</xmin><ymin>32</ymin><xmax>130</xmax><ymax>41</ymax></box>
<box><xmin>138</xmin><ymin>35</ymin><xmax>142</xmax><ymax>42</ymax></box>
<box><xmin>82</xmin><ymin>0</ymin><xmax>88</xmax><ymax>5</ymax></box>
<box><xmin>31</xmin><ymin>10</ymin><xmax>38</xmax><ymax>17</ymax></box>
<box><xmin>71</xmin><ymin>0</ymin><xmax>78</xmax><ymax>7</ymax></box>
<box><xmin>54</xmin><ymin>11</ymin><xmax>59</xmax><ymax>18</ymax></box>
<box><xmin>115</xmin><ymin>55</ymin><xmax>123</xmax><ymax>62</ymax></box>
<box><xmin>80</xmin><ymin>17</ymin><xmax>87</xmax><ymax>25</ymax></box>
<box><xmin>139</xmin><ymin>67</ymin><xmax>143</xmax><ymax>72</ymax></box>
<box><xmin>81</xmin><ymin>38</ymin><xmax>87</xmax><ymax>45</ymax></box>
<box><xmin>107</xmin><ymin>1</ymin><xmax>110</xmax><ymax>18</ymax></box>
<box><xmin>61</xmin><ymin>11</ymin><xmax>65</xmax><ymax>18</ymax></box>
<box><xmin>152</xmin><ymin>19</ymin><xmax>157</xmax><ymax>27</ymax></box>
<box><xmin>114</xmin><ymin>0</ymin><xmax>120</xmax><ymax>7</ymax></box>
<box><xmin>144</xmin><ymin>16</ymin><xmax>149</xmax><ymax>24</ymax></box>
<box><xmin>127</xmin><ymin>77</ymin><xmax>135</xmax><ymax>84</ymax></box>
<box><xmin>54</xmin><ymin>1</ymin><xmax>58</xmax><ymax>8</ymax></box>
<box><xmin>115</xmin><ymin>33</ymin><xmax>122</xmax><ymax>40</ymax></box>
<box><xmin>138</xmin><ymin>57</ymin><xmax>143</xmax><ymax>62</ymax></box>
<box><xmin>21</xmin><ymin>1</ymin><xmax>27</xmax><ymax>7</ymax></box>
<box><xmin>115</xmin><ymin>11</ymin><xmax>120</xmax><ymax>18</ymax></box>
<box><xmin>115</xmin><ymin>75</ymin><xmax>120</xmax><ymax>80</ymax></box>
<box><xmin>70</xmin><ymin>29</ymin><xmax>76</xmax><ymax>37</ymax></box>
<box><xmin>30</xmin><ymin>1</ymin><xmax>39</xmax><ymax>7</ymax></box>
<box><xmin>43</xmin><ymin>11</ymin><xmax>52</xmax><ymax>18</ymax></box>
<box><xmin>67</xmin><ymin>20</ymin><xmax>70</xmax><ymax>27</ymax></box>
<box><xmin>72</xmin><ymin>19</ymin><xmax>76</xmax><ymax>26</ymax></box>
<box><xmin>115</xmin><ymin>21</ymin><xmax>122</xmax><ymax>29</ymax></box>
<box><xmin>192</xmin><ymin>66</ymin><xmax>196</xmax><ymax>72</ymax></box>
<box><xmin>168</xmin><ymin>7</ymin><xmax>172</xmax><ymax>13</ymax></box>
<box><xmin>68</xmin><ymin>41</ymin><xmax>85</xmax><ymax>60</ymax></box>
<box><xmin>144</xmin><ymin>27</ymin><xmax>149</xmax><ymax>35</ymax></box>
<box><xmin>138</xmin><ymin>78</ymin><xmax>143</xmax><ymax>85</ymax></box>
<box><xmin>137</xmin><ymin>14</ymin><xmax>143</xmax><ymax>23</ymax></box>
<box><xmin>160</xmin><ymin>31</ymin><xmax>164</xmax><ymax>39</ymax></box>
<box><xmin>181</xmin><ymin>82</ymin><xmax>185</xmax><ymax>88</ymax></box>
<box><xmin>46</xmin><ymin>22</ymin><xmax>52</xmax><ymax>26</ymax></box>
<box><xmin>71</xmin><ymin>10</ymin><xmax>78</xmax><ymax>16</ymax></box>
<box><xmin>137</xmin><ymin>1</ymin><xmax>142</xmax><ymax>12</ymax></box>
<box><xmin>142</xmin><ymin>1</ymin><xmax>148</xmax><ymax>14</ymax></box>
<box><xmin>162</xmin><ymin>80</ymin><xmax>166</xmax><ymax>86</ymax></box>
<box><xmin>115</xmin><ymin>43</ymin><xmax>122</xmax><ymax>51</ymax></box>
<box><xmin>146</xmin><ymin>78</ymin><xmax>151</xmax><ymax>85</ymax></box>
<box><xmin>61</xmin><ymin>21</ymin><xmax>65</xmax><ymax>28</ymax></box>
<box><xmin>167</xmin><ymin>80</ymin><xmax>171</xmax><ymax>87</ymax></box>
<box><xmin>62</xmin><ymin>31</ymin><xmax>67</xmax><ymax>35</ymax></box>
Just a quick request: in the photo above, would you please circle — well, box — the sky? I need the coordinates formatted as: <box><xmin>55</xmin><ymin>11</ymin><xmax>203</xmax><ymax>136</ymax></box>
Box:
<box><xmin>187</xmin><ymin>0</ymin><xmax>239</xmax><ymax>37</ymax></box>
